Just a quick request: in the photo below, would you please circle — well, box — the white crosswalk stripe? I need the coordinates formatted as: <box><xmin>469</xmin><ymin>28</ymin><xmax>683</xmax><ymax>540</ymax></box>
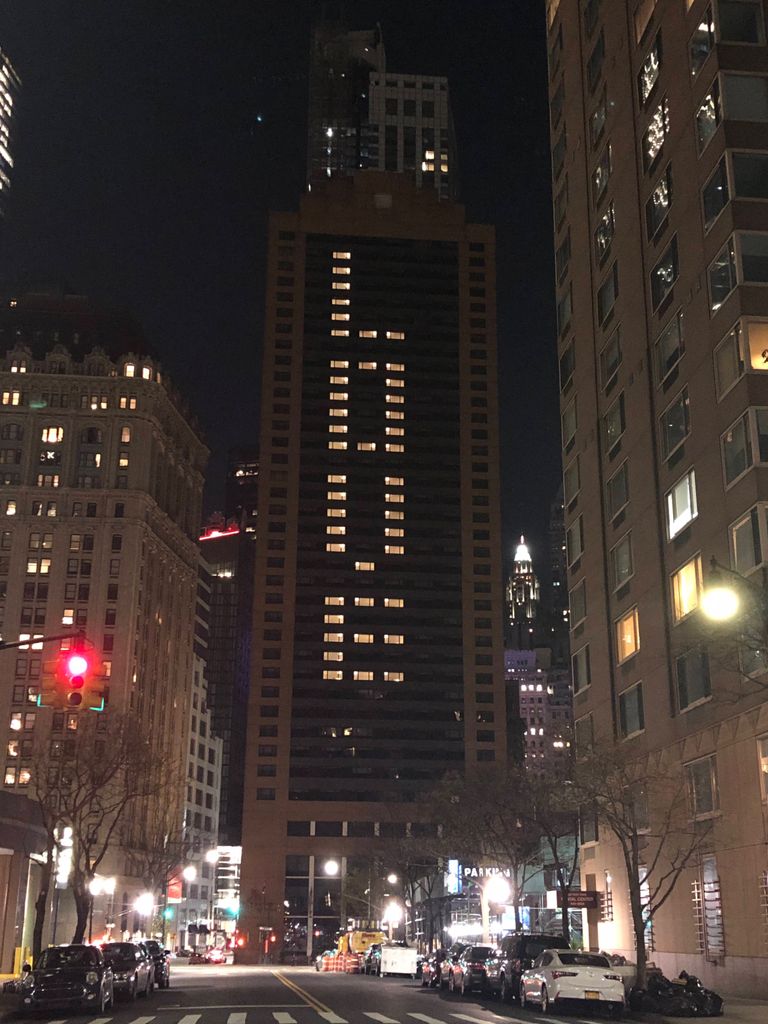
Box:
<box><xmin>408</xmin><ymin>1015</ymin><xmax>451</xmax><ymax>1024</ymax></box>
<box><xmin>177</xmin><ymin>1015</ymin><xmax>202</xmax><ymax>1024</ymax></box>
<box><xmin>273</xmin><ymin>1014</ymin><xmax>297</xmax><ymax>1023</ymax></box>
<box><xmin>227</xmin><ymin>1014</ymin><xmax>248</xmax><ymax>1024</ymax></box>
<box><xmin>364</xmin><ymin>1015</ymin><xmax>399</xmax><ymax>1023</ymax></box>
<box><xmin>317</xmin><ymin>1013</ymin><xmax>347</xmax><ymax>1024</ymax></box>
<box><xmin>127</xmin><ymin>1017</ymin><xmax>156</xmax><ymax>1024</ymax></box>
<box><xmin>87</xmin><ymin>1018</ymin><xmax>112</xmax><ymax>1024</ymax></box>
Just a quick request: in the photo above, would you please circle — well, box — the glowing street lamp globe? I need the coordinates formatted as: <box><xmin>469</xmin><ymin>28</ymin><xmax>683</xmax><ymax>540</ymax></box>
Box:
<box><xmin>484</xmin><ymin>874</ymin><xmax>512</xmax><ymax>904</ymax></box>
<box><xmin>323</xmin><ymin>859</ymin><xmax>340</xmax><ymax>877</ymax></box>
<box><xmin>134</xmin><ymin>892</ymin><xmax>154</xmax><ymax>917</ymax></box>
<box><xmin>701</xmin><ymin>585</ymin><xmax>740</xmax><ymax>622</ymax></box>
<box><xmin>182</xmin><ymin>865</ymin><xmax>198</xmax><ymax>882</ymax></box>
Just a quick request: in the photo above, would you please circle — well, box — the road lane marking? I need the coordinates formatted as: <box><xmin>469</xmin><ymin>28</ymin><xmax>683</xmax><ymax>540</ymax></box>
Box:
<box><xmin>272</xmin><ymin>971</ymin><xmax>331</xmax><ymax>1014</ymax></box>
<box><xmin>177</xmin><ymin>1015</ymin><xmax>202</xmax><ymax>1024</ymax></box>
<box><xmin>317</xmin><ymin>1013</ymin><xmax>347</xmax><ymax>1024</ymax></box>
<box><xmin>408</xmin><ymin>1015</ymin><xmax>450</xmax><ymax>1024</ymax></box>
<box><xmin>88</xmin><ymin>1018</ymin><xmax>113</xmax><ymax>1024</ymax></box>
<box><xmin>451</xmin><ymin>1016</ymin><xmax>516</xmax><ymax>1024</ymax></box>
<box><xmin>227</xmin><ymin>1015</ymin><xmax>247</xmax><ymax>1024</ymax></box>
<box><xmin>273</xmin><ymin>1015</ymin><xmax>297</xmax><ymax>1024</ymax></box>
<box><xmin>152</xmin><ymin>1006</ymin><xmax>303</xmax><ymax>1011</ymax></box>
<box><xmin>127</xmin><ymin>1017</ymin><xmax>155</xmax><ymax>1024</ymax></box>
<box><xmin>364</xmin><ymin>1015</ymin><xmax>400</xmax><ymax>1023</ymax></box>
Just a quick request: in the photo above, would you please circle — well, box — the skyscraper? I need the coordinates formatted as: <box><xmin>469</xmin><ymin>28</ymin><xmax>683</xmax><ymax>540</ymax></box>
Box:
<box><xmin>238</xmin><ymin>171</ymin><xmax>505</xmax><ymax>960</ymax></box>
<box><xmin>307</xmin><ymin>17</ymin><xmax>458</xmax><ymax>199</ymax></box>
<box><xmin>505</xmin><ymin>535</ymin><xmax>541</xmax><ymax>647</ymax></box>
<box><xmin>547</xmin><ymin>0</ymin><xmax>768</xmax><ymax>995</ymax></box>
<box><xmin>0</xmin><ymin>47</ymin><xmax>21</xmax><ymax>220</ymax></box>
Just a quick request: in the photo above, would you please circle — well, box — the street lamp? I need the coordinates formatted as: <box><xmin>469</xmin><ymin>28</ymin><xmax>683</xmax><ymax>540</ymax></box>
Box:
<box><xmin>323</xmin><ymin>859</ymin><xmax>339</xmax><ymax>877</ymax></box>
<box><xmin>134</xmin><ymin>892</ymin><xmax>154</xmax><ymax>917</ymax></box>
<box><xmin>88</xmin><ymin>875</ymin><xmax>116</xmax><ymax>942</ymax></box>
<box><xmin>182</xmin><ymin>865</ymin><xmax>198</xmax><ymax>882</ymax></box>
<box><xmin>381</xmin><ymin>900</ymin><xmax>402</xmax><ymax>940</ymax></box>
<box><xmin>701</xmin><ymin>584</ymin><xmax>740</xmax><ymax>622</ymax></box>
<box><xmin>481</xmin><ymin>874</ymin><xmax>511</xmax><ymax>944</ymax></box>
<box><xmin>386</xmin><ymin>872</ymin><xmax>398</xmax><ymax>885</ymax></box>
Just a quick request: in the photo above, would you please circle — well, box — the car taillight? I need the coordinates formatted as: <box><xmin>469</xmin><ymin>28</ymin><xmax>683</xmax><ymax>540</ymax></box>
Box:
<box><xmin>469</xmin><ymin>962</ymin><xmax>485</xmax><ymax>969</ymax></box>
<box><xmin>551</xmin><ymin>970</ymin><xmax>578</xmax><ymax>978</ymax></box>
<box><xmin>604</xmin><ymin>973</ymin><xmax>623</xmax><ymax>982</ymax></box>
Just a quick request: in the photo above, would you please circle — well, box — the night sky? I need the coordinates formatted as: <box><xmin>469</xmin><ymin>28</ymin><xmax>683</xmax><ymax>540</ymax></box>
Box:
<box><xmin>0</xmin><ymin>1</ymin><xmax>559</xmax><ymax>578</ymax></box>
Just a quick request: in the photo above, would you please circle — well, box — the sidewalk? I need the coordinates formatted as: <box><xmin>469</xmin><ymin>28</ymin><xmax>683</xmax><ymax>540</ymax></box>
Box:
<box><xmin>633</xmin><ymin>995</ymin><xmax>766</xmax><ymax>1023</ymax></box>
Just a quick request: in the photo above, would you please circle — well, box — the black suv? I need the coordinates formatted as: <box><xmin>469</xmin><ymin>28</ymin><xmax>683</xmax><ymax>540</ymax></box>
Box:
<box><xmin>486</xmin><ymin>933</ymin><xmax>571</xmax><ymax>1002</ymax></box>
<box><xmin>142</xmin><ymin>940</ymin><xmax>171</xmax><ymax>989</ymax></box>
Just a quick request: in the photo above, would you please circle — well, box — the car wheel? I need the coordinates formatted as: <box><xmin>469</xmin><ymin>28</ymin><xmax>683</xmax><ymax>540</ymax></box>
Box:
<box><xmin>541</xmin><ymin>985</ymin><xmax>553</xmax><ymax>1014</ymax></box>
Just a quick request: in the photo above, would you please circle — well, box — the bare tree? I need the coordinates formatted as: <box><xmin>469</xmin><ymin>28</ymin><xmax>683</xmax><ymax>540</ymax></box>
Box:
<box><xmin>124</xmin><ymin>787</ymin><xmax>187</xmax><ymax>897</ymax></box>
<box><xmin>524</xmin><ymin>770</ymin><xmax>580</xmax><ymax>942</ymax></box>
<box><xmin>573</xmin><ymin>745</ymin><xmax>712</xmax><ymax>989</ymax></box>
<box><xmin>27</xmin><ymin>746</ymin><xmax>65</xmax><ymax>962</ymax></box>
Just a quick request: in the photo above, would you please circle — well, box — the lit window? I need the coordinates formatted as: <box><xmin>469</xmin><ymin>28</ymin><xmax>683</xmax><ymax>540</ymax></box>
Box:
<box><xmin>2</xmin><ymin>391</ymin><xmax>21</xmax><ymax>406</ymax></box>
<box><xmin>332</xmin><ymin>266</ymin><xmax>351</xmax><ymax>275</ymax></box>
<box><xmin>327</xmin><ymin>508</ymin><xmax>347</xmax><ymax>517</ymax></box>
<box><xmin>386</xmin><ymin>378</ymin><xmax>404</xmax><ymax>387</ymax></box>
<box><xmin>615</xmin><ymin>607</ymin><xmax>640</xmax><ymax>663</ymax></box>
<box><xmin>355</xmin><ymin>597</ymin><xmax>374</xmax><ymax>606</ymax></box>
<box><xmin>385</xmin><ymin>528</ymin><xmax>404</xmax><ymax>537</ymax></box>
<box><xmin>329</xmin><ymin>409</ymin><xmax>348</xmax><ymax>417</ymax></box>
<box><xmin>651</xmin><ymin>236</ymin><xmax>679</xmax><ymax>309</ymax></box>
<box><xmin>385</xmin><ymin>510</ymin><xmax>404</xmax><ymax>520</ymax></box>
<box><xmin>328</xmin><ymin>441</ymin><xmax>348</xmax><ymax>450</ymax></box>
<box><xmin>358</xmin><ymin>362</ymin><xmax>377</xmax><ymax>370</ymax></box>
<box><xmin>384</xmin><ymin>598</ymin><xmax>404</xmax><ymax>608</ymax></box>
<box><xmin>332</xmin><ymin>298</ymin><xmax>350</xmax><ymax>306</ymax></box>
<box><xmin>333</xmin><ymin>251</ymin><xmax>351</xmax><ymax>259</ymax></box>
<box><xmin>325</xmin><ymin>542</ymin><xmax>346</xmax><ymax>552</ymax></box>
<box><xmin>386</xmin><ymin>363</ymin><xmax>405</xmax><ymax>371</ymax></box>
<box><xmin>358</xmin><ymin>442</ymin><xmax>376</xmax><ymax>451</ymax></box>
<box><xmin>638</xmin><ymin>32</ymin><xmax>661</xmax><ymax>106</ymax></box>
<box><xmin>62</xmin><ymin>609</ymin><xmax>74</xmax><ymax>625</ymax></box>
<box><xmin>323</xmin><ymin>651</ymin><xmax>343</xmax><ymax>662</ymax></box>
<box><xmin>386</xmin><ymin>411</ymin><xmax>404</xmax><ymax>420</ymax></box>
<box><xmin>141</xmin><ymin>366</ymin><xmax>152</xmax><ymax>380</ymax></box>
<box><xmin>328</xmin><ymin>425</ymin><xmax>348</xmax><ymax>433</ymax></box>
<box><xmin>325</xmin><ymin>597</ymin><xmax>344</xmax><ymax>606</ymax></box>
<box><xmin>385</xmin><ymin>493</ymin><xmax>404</xmax><ymax>503</ymax></box>
<box><xmin>124</xmin><ymin>363</ymin><xmax>135</xmax><ymax>378</ymax></box>
<box><xmin>40</xmin><ymin>427</ymin><xmax>63</xmax><ymax>443</ymax></box>
<box><xmin>324</xmin><ymin>632</ymin><xmax>344</xmax><ymax>643</ymax></box>
<box><xmin>384</xmin><ymin>671</ymin><xmax>404</xmax><ymax>681</ymax></box>
<box><xmin>359</xmin><ymin>330</ymin><xmax>378</xmax><ymax>338</ymax></box>
<box><xmin>329</xmin><ymin>377</ymin><xmax>348</xmax><ymax>385</ymax></box>
<box><xmin>323</xmin><ymin>670</ymin><xmax>343</xmax><ymax>680</ymax></box>
<box><xmin>121</xmin><ymin>425</ymin><xmax>131</xmax><ymax>443</ymax></box>
<box><xmin>327</xmin><ymin>491</ymin><xmax>346</xmax><ymax>500</ymax></box>
<box><xmin>666</xmin><ymin>469</ymin><xmax>698</xmax><ymax>538</ymax></box>
<box><xmin>386</xmin><ymin>443</ymin><xmax>405</xmax><ymax>452</ymax></box>
<box><xmin>643</xmin><ymin>96</ymin><xmax>670</xmax><ymax>170</ymax></box>
<box><xmin>384</xmin><ymin>634</ymin><xmax>404</xmax><ymax>645</ymax></box>
<box><xmin>324</xmin><ymin>614</ymin><xmax>344</xmax><ymax>624</ymax></box>
<box><xmin>332</xmin><ymin>282</ymin><xmax>351</xmax><ymax>290</ymax></box>
<box><xmin>386</xmin><ymin>428</ymin><xmax>405</xmax><ymax>436</ymax></box>
<box><xmin>330</xmin><ymin>360</ymin><xmax>349</xmax><ymax>368</ymax></box>
<box><xmin>331</xmin><ymin>330</ymin><xmax>350</xmax><ymax>337</ymax></box>
<box><xmin>331</xmin><ymin>313</ymin><xmax>350</xmax><ymax>321</ymax></box>
<box><xmin>385</xmin><ymin>476</ymin><xmax>404</xmax><ymax>485</ymax></box>
<box><xmin>329</xmin><ymin>393</ymin><xmax>348</xmax><ymax>401</ymax></box>
<box><xmin>355</xmin><ymin>561</ymin><xmax>375</xmax><ymax>571</ymax></box>
<box><xmin>354</xmin><ymin>633</ymin><xmax>374</xmax><ymax>643</ymax></box>
<box><xmin>671</xmin><ymin>555</ymin><xmax>703</xmax><ymax>622</ymax></box>
<box><xmin>118</xmin><ymin>452</ymin><xmax>129</xmax><ymax>468</ymax></box>
<box><xmin>326</xmin><ymin>525</ymin><xmax>346</xmax><ymax>535</ymax></box>
<box><xmin>5</xmin><ymin>500</ymin><xmax>16</xmax><ymax>516</ymax></box>
<box><xmin>354</xmin><ymin>671</ymin><xmax>374</xmax><ymax>681</ymax></box>
<box><xmin>385</xmin><ymin>545</ymin><xmax>405</xmax><ymax>555</ymax></box>
<box><xmin>386</xmin><ymin>394</ymin><xmax>404</xmax><ymax>404</ymax></box>
<box><xmin>758</xmin><ymin>736</ymin><xmax>768</xmax><ymax>801</ymax></box>
<box><xmin>386</xmin><ymin>331</ymin><xmax>405</xmax><ymax>340</ymax></box>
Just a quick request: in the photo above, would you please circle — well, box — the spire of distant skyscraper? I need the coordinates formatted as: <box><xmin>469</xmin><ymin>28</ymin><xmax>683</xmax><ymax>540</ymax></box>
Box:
<box><xmin>506</xmin><ymin>533</ymin><xmax>541</xmax><ymax>647</ymax></box>
<box><xmin>0</xmin><ymin>46</ymin><xmax>21</xmax><ymax>220</ymax></box>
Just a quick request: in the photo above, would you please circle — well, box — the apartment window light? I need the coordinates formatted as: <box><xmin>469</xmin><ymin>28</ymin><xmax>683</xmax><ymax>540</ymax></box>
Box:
<box><xmin>331</xmin><ymin>330</ymin><xmax>350</xmax><ymax>337</ymax></box>
<box><xmin>332</xmin><ymin>266</ymin><xmax>351</xmax><ymax>275</ymax></box>
<box><xmin>386</xmin><ymin>411</ymin><xmax>404</xmax><ymax>420</ymax></box>
<box><xmin>354</xmin><ymin>671</ymin><xmax>374</xmax><ymax>681</ymax></box>
<box><xmin>385</xmin><ymin>493</ymin><xmax>404</xmax><ymax>503</ymax></box>
<box><xmin>354</xmin><ymin>633</ymin><xmax>374</xmax><ymax>644</ymax></box>
<box><xmin>355</xmin><ymin>561</ymin><xmax>375</xmax><ymax>571</ymax></box>
<box><xmin>323</xmin><ymin>632</ymin><xmax>344</xmax><ymax>643</ymax></box>
<box><xmin>327</xmin><ymin>491</ymin><xmax>346</xmax><ymax>500</ymax></box>
<box><xmin>384</xmin><ymin>634</ymin><xmax>404</xmax><ymax>645</ymax></box>
<box><xmin>326</xmin><ymin>542</ymin><xmax>346</xmax><ymax>552</ymax></box>
<box><xmin>323</xmin><ymin>651</ymin><xmax>343</xmax><ymax>662</ymax></box>
<box><xmin>329</xmin><ymin>409</ymin><xmax>348</xmax><ymax>417</ymax></box>
<box><xmin>328</xmin><ymin>474</ymin><xmax>347</xmax><ymax>483</ymax></box>
<box><xmin>328</xmin><ymin>441</ymin><xmax>348</xmax><ymax>450</ymax></box>
<box><xmin>384</xmin><ymin>671</ymin><xmax>404</xmax><ymax>682</ymax></box>
<box><xmin>328</xmin><ymin>425</ymin><xmax>348</xmax><ymax>434</ymax></box>
<box><xmin>385</xmin><ymin>545</ymin><xmax>405</xmax><ymax>555</ymax></box>
<box><xmin>671</xmin><ymin>554</ymin><xmax>703</xmax><ymax>622</ymax></box>
<box><xmin>666</xmin><ymin>469</ymin><xmax>698</xmax><ymax>538</ymax></box>
<box><xmin>385</xmin><ymin>476</ymin><xmax>404</xmax><ymax>486</ymax></box>
<box><xmin>359</xmin><ymin>330</ymin><xmax>378</xmax><ymax>338</ymax></box>
<box><xmin>386</xmin><ymin>394</ymin><xmax>404</xmax><ymax>404</ymax></box>
<box><xmin>386</xmin><ymin>378</ymin><xmax>404</xmax><ymax>387</ymax></box>
<box><xmin>324</xmin><ymin>614</ymin><xmax>344</xmax><ymax>624</ymax></box>
<box><xmin>323</xmin><ymin>670</ymin><xmax>343</xmax><ymax>680</ymax></box>
<box><xmin>332</xmin><ymin>282</ymin><xmax>351</xmax><ymax>290</ymax></box>
<box><xmin>330</xmin><ymin>360</ymin><xmax>349</xmax><ymax>368</ymax></box>
<box><xmin>386</xmin><ymin>443</ymin><xmax>405</xmax><ymax>452</ymax></box>
<box><xmin>329</xmin><ymin>393</ymin><xmax>348</xmax><ymax>401</ymax></box>
<box><xmin>358</xmin><ymin>361</ymin><xmax>377</xmax><ymax>370</ymax></box>
<box><xmin>386</xmin><ymin>428</ymin><xmax>405</xmax><ymax>436</ymax></box>
<box><xmin>385</xmin><ymin>528</ymin><xmax>404</xmax><ymax>537</ymax></box>
<box><xmin>326</xmin><ymin>525</ymin><xmax>346</xmax><ymax>535</ymax></box>
<box><xmin>357</xmin><ymin>442</ymin><xmax>376</xmax><ymax>451</ymax></box>
<box><xmin>386</xmin><ymin>331</ymin><xmax>406</xmax><ymax>340</ymax></box>
<box><xmin>355</xmin><ymin>597</ymin><xmax>374</xmax><ymax>606</ymax></box>
<box><xmin>385</xmin><ymin>510</ymin><xmax>404</xmax><ymax>520</ymax></box>
<box><xmin>331</xmin><ymin>313</ymin><xmax>350</xmax><ymax>321</ymax></box>
<box><xmin>386</xmin><ymin>363</ymin><xmax>405</xmax><ymax>371</ymax></box>
<box><xmin>615</xmin><ymin>607</ymin><xmax>640</xmax><ymax>663</ymax></box>
<box><xmin>327</xmin><ymin>508</ymin><xmax>347</xmax><ymax>517</ymax></box>
<box><xmin>332</xmin><ymin>251</ymin><xmax>351</xmax><ymax>259</ymax></box>
<box><xmin>329</xmin><ymin>376</ymin><xmax>348</xmax><ymax>385</ymax></box>
<box><xmin>384</xmin><ymin>598</ymin><xmax>404</xmax><ymax>608</ymax></box>
<box><xmin>332</xmin><ymin>298</ymin><xmax>350</xmax><ymax>306</ymax></box>
<box><xmin>324</xmin><ymin>596</ymin><xmax>344</xmax><ymax>606</ymax></box>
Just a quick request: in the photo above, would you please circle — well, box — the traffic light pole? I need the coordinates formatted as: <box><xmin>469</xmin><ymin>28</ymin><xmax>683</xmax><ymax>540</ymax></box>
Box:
<box><xmin>0</xmin><ymin>629</ymin><xmax>84</xmax><ymax>652</ymax></box>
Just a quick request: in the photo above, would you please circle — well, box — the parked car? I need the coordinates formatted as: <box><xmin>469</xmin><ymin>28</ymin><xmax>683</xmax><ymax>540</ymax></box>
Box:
<box><xmin>420</xmin><ymin>949</ymin><xmax>447</xmax><ymax>988</ymax></box>
<box><xmin>520</xmin><ymin>949</ymin><xmax>625</xmax><ymax>1018</ymax></box>
<box><xmin>486</xmin><ymin>932</ymin><xmax>571</xmax><ymax>1002</ymax></box>
<box><xmin>142</xmin><ymin>940</ymin><xmax>171</xmax><ymax>989</ymax></box>
<box><xmin>20</xmin><ymin>944</ymin><xmax>114</xmax><ymax>1015</ymax></box>
<box><xmin>363</xmin><ymin>943</ymin><xmax>382</xmax><ymax>975</ymax></box>
<box><xmin>102</xmin><ymin>941</ymin><xmax>154</xmax><ymax>1000</ymax></box>
<box><xmin>448</xmin><ymin>945</ymin><xmax>497</xmax><ymax>995</ymax></box>
<box><xmin>439</xmin><ymin>943</ymin><xmax>468</xmax><ymax>989</ymax></box>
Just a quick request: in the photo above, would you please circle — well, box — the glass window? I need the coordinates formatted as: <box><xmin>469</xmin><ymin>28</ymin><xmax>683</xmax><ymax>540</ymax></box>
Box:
<box><xmin>722</xmin><ymin>411</ymin><xmax>752</xmax><ymax>483</ymax></box>
<box><xmin>584</xmin><ymin>0</ymin><xmax>600</xmax><ymax>35</ymax></box>
<box><xmin>574</xmin><ymin>714</ymin><xmax>594</xmax><ymax>756</ymax></box>
<box><xmin>666</xmin><ymin>469</ymin><xmax>698</xmax><ymax>538</ymax></box>
<box><xmin>732</xmin><ymin>151</ymin><xmax>768</xmax><ymax>198</ymax></box>
<box><xmin>569</xmin><ymin>578</ymin><xmax>586</xmax><ymax>624</ymax></box>
<box><xmin>687</xmin><ymin>756</ymin><xmax>719</xmax><ymax>816</ymax></box>
<box><xmin>718</xmin><ymin>0</ymin><xmax>765</xmax><ymax>44</ymax></box>
<box><xmin>677</xmin><ymin>648</ymin><xmax>712</xmax><ymax>709</ymax></box>
<box><xmin>566</xmin><ymin>516</ymin><xmax>584</xmax><ymax>566</ymax></box>
<box><xmin>600</xmin><ymin>327</ymin><xmax>622</xmax><ymax>386</ymax></box>
<box><xmin>709</xmin><ymin>238</ymin><xmax>737</xmax><ymax>311</ymax></box>
<box><xmin>702</xmin><ymin>157</ymin><xmax>729</xmax><ymax>229</ymax></box>
<box><xmin>590</xmin><ymin>92</ymin><xmax>607</xmax><ymax>146</ymax></box>
<box><xmin>642</xmin><ymin>97</ymin><xmax>669</xmax><ymax>170</ymax></box>
<box><xmin>634</xmin><ymin>0</ymin><xmax>656</xmax><ymax>43</ymax></box>
<box><xmin>557</xmin><ymin>287</ymin><xmax>572</xmax><ymax>335</ymax></box>
<box><xmin>595</xmin><ymin>203</ymin><xmax>615</xmax><ymax>260</ymax></box>
<box><xmin>593</xmin><ymin>144</ymin><xmax>612</xmax><ymax>203</ymax></box>
<box><xmin>619</xmin><ymin>683</ymin><xmax>645</xmax><ymax>738</ymax></box>
<box><xmin>759</xmin><ymin>737</ymin><xmax>768</xmax><ymax>801</ymax></box>
<box><xmin>656</xmin><ymin>310</ymin><xmax>684</xmax><ymax>382</ymax></box>
<box><xmin>690</xmin><ymin>6</ymin><xmax>715</xmax><ymax>76</ymax></box>
<box><xmin>552</xmin><ymin>128</ymin><xmax>567</xmax><ymax>179</ymax></box>
<box><xmin>722</xmin><ymin>73</ymin><xmax>768</xmax><ymax>121</ymax></box>
<box><xmin>611</xmin><ymin>533</ymin><xmax>634</xmax><ymax>589</ymax></box>
<box><xmin>556</xmin><ymin>230</ymin><xmax>571</xmax><ymax>280</ymax></box>
<box><xmin>716</xmin><ymin>323</ymin><xmax>745</xmax><ymax>395</ymax></box>
<box><xmin>607</xmin><ymin>461</ymin><xmax>630</xmax><ymax>518</ymax></box>
<box><xmin>671</xmin><ymin>554</ymin><xmax>703</xmax><ymax>622</ymax></box>
<box><xmin>554</xmin><ymin>177</ymin><xmax>568</xmax><ymax>225</ymax></box>
<box><xmin>562</xmin><ymin>396</ymin><xmax>577</xmax><ymax>447</ymax></box>
<box><xmin>615</xmin><ymin>607</ymin><xmax>640</xmax><ymax>663</ymax></box>
<box><xmin>572</xmin><ymin>645</ymin><xmax>591</xmax><ymax>693</ymax></box>
<box><xmin>651</xmin><ymin>237</ymin><xmax>679</xmax><ymax>309</ymax></box>
<box><xmin>697</xmin><ymin>79</ymin><xmax>721</xmax><ymax>150</ymax></box>
<box><xmin>604</xmin><ymin>392</ymin><xmax>625</xmax><ymax>451</ymax></box>
<box><xmin>660</xmin><ymin>387</ymin><xmax>690</xmax><ymax>458</ymax></box>
<box><xmin>638</xmin><ymin>33</ymin><xmax>662</xmax><ymax>106</ymax></box>
<box><xmin>559</xmin><ymin>341</ymin><xmax>575</xmax><ymax>389</ymax></box>
<box><xmin>597</xmin><ymin>263</ymin><xmax>619</xmax><ymax>323</ymax></box>
<box><xmin>646</xmin><ymin>164</ymin><xmax>672</xmax><ymax>238</ymax></box>
<box><xmin>731</xmin><ymin>505</ymin><xmax>763</xmax><ymax>572</ymax></box>
<box><xmin>745</xmin><ymin>319</ymin><xmax>768</xmax><ymax>371</ymax></box>
<box><xmin>587</xmin><ymin>31</ymin><xmax>605</xmax><ymax>91</ymax></box>
<box><xmin>551</xmin><ymin>79</ymin><xmax>565</xmax><ymax>128</ymax></box>
<box><xmin>563</xmin><ymin>456</ymin><xmax>580</xmax><ymax>505</ymax></box>
<box><xmin>741</xmin><ymin>232</ymin><xmax>768</xmax><ymax>282</ymax></box>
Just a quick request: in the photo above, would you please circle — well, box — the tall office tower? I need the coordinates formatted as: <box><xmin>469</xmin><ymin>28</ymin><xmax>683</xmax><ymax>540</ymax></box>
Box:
<box><xmin>307</xmin><ymin>18</ymin><xmax>458</xmax><ymax>200</ymax></box>
<box><xmin>547</xmin><ymin>486</ymin><xmax>570</xmax><ymax>665</ymax></box>
<box><xmin>238</xmin><ymin>172</ymin><xmax>506</xmax><ymax>960</ymax></box>
<box><xmin>547</xmin><ymin>0</ymin><xmax>768</xmax><ymax>995</ymax></box>
<box><xmin>0</xmin><ymin>47</ymin><xmax>21</xmax><ymax>220</ymax></box>
<box><xmin>506</xmin><ymin>648</ymin><xmax>572</xmax><ymax>769</ymax></box>
<box><xmin>225</xmin><ymin>445</ymin><xmax>259</xmax><ymax>534</ymax></box>
<box><xmin>505</xmin><ymin>535</ymin><xmax>541</xmax><ymax>647</ymax></box>
<box><xmin>0</xmin><ymin>290</ymin><xmax>207</xmax><ymax>940</ymax></box>
<box><xmin>199</xmin><ymin>519</ymin><xmax>254</xmax><ymax>845</ymax></box>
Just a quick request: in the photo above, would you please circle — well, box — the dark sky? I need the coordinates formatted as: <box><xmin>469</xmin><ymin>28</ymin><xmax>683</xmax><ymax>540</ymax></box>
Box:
<box><xmin>0</xmin><ymin>0</ymin><xmax>560</xmax><ymax>577</ymax></box>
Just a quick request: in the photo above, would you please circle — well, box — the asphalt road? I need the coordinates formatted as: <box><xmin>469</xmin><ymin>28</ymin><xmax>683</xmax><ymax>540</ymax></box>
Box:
<box><xmin>1</xmin><ymin>962</ymin><xmax>634</xmax><ymax>1024</ymax></box>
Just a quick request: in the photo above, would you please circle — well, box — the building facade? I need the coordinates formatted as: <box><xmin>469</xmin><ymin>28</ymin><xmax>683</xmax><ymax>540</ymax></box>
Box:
<box><xmin>225</xmin><ymin>446</ymin><xmax>259</xmax><ymax>535</ymax></box>
<box><xmin>0</xmin><ymin>290</ymin><xmax>207</xmax><ymax>944</ymax></box>
<box><xmin>505</xmin><ymin>648</ymin><xmax>572</xmax><ymax>769</ymax></box>
<box><xmin>238</xmin><ymin>171</ymin><xmax>506</xmax><ymax>960</ymax></box>
<box><xmin>0</xmin><ymin>46</ymin><xmax>21</xmax><ymax>220</ymax></box>
<box><xmin>505</xmin><ymin>535</ymin><xmax>541</xmax><ymax>647</ymax></box>
<box><xmin>546</xmin><ymin>0</ymin><xmax>768</xmax><ymax>995</ymax></box>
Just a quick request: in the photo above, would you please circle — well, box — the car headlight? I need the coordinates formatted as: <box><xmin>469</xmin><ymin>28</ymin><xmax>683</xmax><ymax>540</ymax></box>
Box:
<box><xmin>85</xmin><ymin>972</ymin><xmax>99</xmax><ymax>985</ymax></box>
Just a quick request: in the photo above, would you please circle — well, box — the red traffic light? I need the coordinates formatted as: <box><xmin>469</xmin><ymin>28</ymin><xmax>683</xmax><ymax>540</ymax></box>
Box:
<box><xmin>67</xmin><ymin>654</ymin><xmax>89</xmax><ymax>678</ymax></box>
<box><xmin>59</xmin><ymin>649</ymin><xmax>92</xmax><ymax>707</ymax></box>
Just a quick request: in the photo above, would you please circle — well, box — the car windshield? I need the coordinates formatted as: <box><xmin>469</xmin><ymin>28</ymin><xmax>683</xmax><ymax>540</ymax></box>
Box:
<box><xmin>37</xmin><ymin>947</ymin><xmax>97</xmax><ymax>969</ymax></box>
<box><xmin>558</xmin><ymin>952</ymin><xmax>611</xmax><ymax>968</ymax></box>
<box><xmin>468</xmin><ymin>946</ymin><xmax>494</xmax><ymax>958</ymax></box>
<box><xmin>102</xmin><ymin>943</ymin><xmax>136</xmax><ymax>958</ymax></box>
<box><xmin>524</xmin><ymin>938</ymin><xmax>565</xmax><ymax>959</ymax></box>
<box><xmin>143</xmin><ymin>941</ymin><xmax>161</xmax><ymax>953</ymax></box>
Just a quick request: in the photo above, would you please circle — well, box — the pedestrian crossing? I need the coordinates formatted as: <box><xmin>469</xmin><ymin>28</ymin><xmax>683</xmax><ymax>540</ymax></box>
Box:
<box><xmin>28</xmin><ymin>1011</ymin><xmax>597</xmax><ymax>1024</ymax></box>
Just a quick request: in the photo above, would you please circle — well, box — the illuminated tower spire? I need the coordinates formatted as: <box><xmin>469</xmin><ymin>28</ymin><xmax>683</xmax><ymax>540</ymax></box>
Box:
<box><xmin>506</xmin><ymin>534</ymin><xmax>541</xmax><ymax>647</ymax></box>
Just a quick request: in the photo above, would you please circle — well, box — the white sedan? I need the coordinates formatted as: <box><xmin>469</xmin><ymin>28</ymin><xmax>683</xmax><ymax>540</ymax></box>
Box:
<box><xmin>520</xmin><ymin>949</ymin><xmax>625</xmax><ymax>1018</ymax></box>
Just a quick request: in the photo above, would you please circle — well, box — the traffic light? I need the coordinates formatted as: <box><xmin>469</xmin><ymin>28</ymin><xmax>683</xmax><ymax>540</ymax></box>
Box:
<box><xmin>37</xmin><ymin>641</ymin><xmax>105</xmax><ymax>711</ymax></box>
<box><xmin>62</xmin><ymin>651</ymin><xmax>89</xmax><ymax>707</ymax></box>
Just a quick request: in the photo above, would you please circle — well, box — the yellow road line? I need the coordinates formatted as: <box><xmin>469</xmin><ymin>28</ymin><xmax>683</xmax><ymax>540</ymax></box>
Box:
<box><xmin>273</xmin><ymin>970</ymin><xmax>332</xmax><ymax>1013</ymax></box>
